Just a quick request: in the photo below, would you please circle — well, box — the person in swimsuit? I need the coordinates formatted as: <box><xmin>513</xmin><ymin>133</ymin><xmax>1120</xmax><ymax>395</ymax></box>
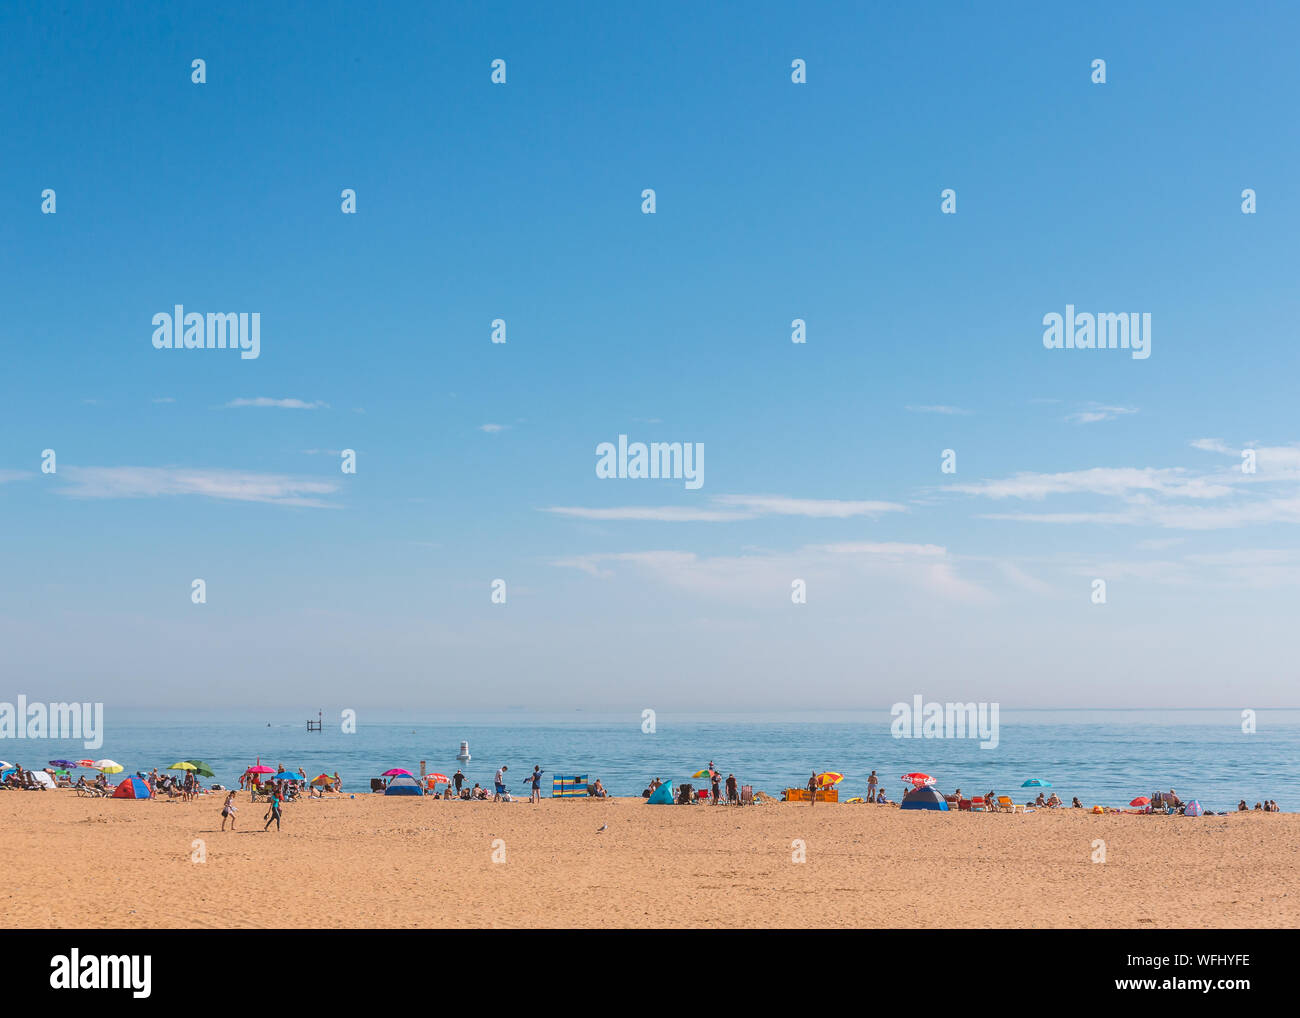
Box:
<box><xmin>807</xmin><ymin>772</ymin><xmax>819</xmax><ymax>806</ymax></box>
<box><xmin>221</xmin><ymin>792</ymin><xmax>238</xmax><ymax>831</ymax></box>
<box><xmin>528</xmin><ymin>766</ymin><xmax>542</xmax><ymax>804</ymax></box>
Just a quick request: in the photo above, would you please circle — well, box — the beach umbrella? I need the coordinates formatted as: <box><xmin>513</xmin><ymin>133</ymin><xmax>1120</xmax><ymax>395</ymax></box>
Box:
<box><xmin>185</xmin><ymin>761</ymin><xmax>216</xmax><ymax>778</ymax></box>
<box><xmin>75</xmin><ymin>759</ymin><xmax>95</xmax><ymax>768</ymax></box>
<box><xmin>0</xmin><ymin>761</ymin><xmax>13</xmax><ymax>770</ymax></box>
<box><xmin>426</xmin><ymin>772</ymin><xmax>450</xmax><ymax>784</ymax></box>
<box><xmin>815</xmin><ymin>772</ymin><xmax>845</xmax><ymax>788</ymax></box>
<box><xmin>246</xmin><ymin>764</ymin><xmax>275</xmax><ymax>775</ymax></box>
<box><xmin>309</xmin><ymin>773</ymin><xmax>333</xmax><ymax>786</ymax></box>
<box><xmin>901</xmin><ymin>772</ymin><xmax>936</xmax><ymax>787</ymax></box>
<box><xmin>691</xmin><ymin>769</ymin><xmax>712</xmax><ymax>779</ymax></box>
<box><xmin>48</xmin><ymin>759</ymin><xmax>76</xmax><ymax>769</ymax></box>
<box><xmin>94</xmin><ymin>759</ymin><xmax>124</xmax><ymax>774</ymax></box>
<box><xmin>272</xmin><ymin>772</ymin><xmax>301</xmax><ymax>782</ymax></box>
<box><xmin>168</xmin><ymin>761</ymin><xmax>198</xmax><ymax>771</ymax></box>
<box><xmin>1130</xmin><ymin>796</ymin><xmax>1150</xmax><ymax>807</ymax></box>
<box><xmin>1021</xmin><ymin>778</ymin><xmax>1052</xmax><ymax>787</ymax></box>
<box><xmin>382</xmin><ymin>768</ymin><xmax>413</xmax><ymax>777</ymax></box>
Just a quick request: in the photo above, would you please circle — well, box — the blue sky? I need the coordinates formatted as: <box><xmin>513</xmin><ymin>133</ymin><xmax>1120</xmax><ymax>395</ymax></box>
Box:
<box><xmin>3</xmin><ymin>1</ymin><xmax>1299</xmax><ymax>710</ymax></box>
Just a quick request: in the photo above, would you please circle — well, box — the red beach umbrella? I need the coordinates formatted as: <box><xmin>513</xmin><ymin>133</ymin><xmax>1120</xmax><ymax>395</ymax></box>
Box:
<box><xmin>901</xmin><ymin>772</ymin><xmax>936</xmax><ymax>787</ymax></box>
<box><xmin>426</xmin><ymin>772</ymin><xmax>450</xmax><ymax>785</ymax></box>
<box><xmin>1130</xmin><ymin>796</ymin><xmax>1150</xmax><ymax>807</ymax></box>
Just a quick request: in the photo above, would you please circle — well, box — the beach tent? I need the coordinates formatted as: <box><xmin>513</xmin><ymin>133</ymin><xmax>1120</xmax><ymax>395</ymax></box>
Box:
<box><xmin>646</xmin><ymin>782</ymin><xmax>675</xmax><ymax>805</ymax></box>
<box><xmin>1184</xmin><ymin>799</ymin><xmax>1204</xmax><ymax>817</ymax></box>
<box><xmin>900</xmin><ymin>785</ymin><xmax>949</xmax><ymax>810</ymax></box>
<box><xmin>383</xmin><ymin>774</ymin><xmax>424</xmax><ymax>796</ymax></box>
<box><xmin>111</xmin><ymin>776</ymin><xmax>152</xmax><ymax>799</ymax></box>
<box><xmin>29</xmin><ymin>771</ymin><xmax>55</xmax><ymax>789</ymax></box>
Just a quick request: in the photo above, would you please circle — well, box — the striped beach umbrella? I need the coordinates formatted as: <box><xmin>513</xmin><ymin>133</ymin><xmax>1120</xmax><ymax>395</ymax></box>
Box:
<box><xmin>901</xmin><ymin>772</ymin><xmax>935</xmax><ymax>787</ymax></box>
<box><xmin>94</xmin><ymin>759</ymin><xmax>124</xmax><ymax>774</ymax></box>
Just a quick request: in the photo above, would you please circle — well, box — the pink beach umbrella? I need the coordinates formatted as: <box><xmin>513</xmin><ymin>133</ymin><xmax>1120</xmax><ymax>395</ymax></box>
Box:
<box><xmin>246</xmin><ymin>764</ymin><xmax>275</xmax><ymax>775</ymax></box>
<box><xmin>382</xmin><ymin>768</ymin><xmax>414</xmax><ymax>778</ymax></box>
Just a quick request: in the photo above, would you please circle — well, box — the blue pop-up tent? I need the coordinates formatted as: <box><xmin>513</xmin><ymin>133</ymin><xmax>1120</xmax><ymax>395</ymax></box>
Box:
<box><xmin>384</xmin><ymin>774</ymin><xmax>424</xmax><ymax>796</ymax></box>
<box><xmin>900</xmin><ymin>785</ymin><xmax>949</xmax><ymax>810</ymax></box>
<box><xmin>646</xmin><ymin>782</ymin><xmax>674</xmax><ymax>804</ymax></box>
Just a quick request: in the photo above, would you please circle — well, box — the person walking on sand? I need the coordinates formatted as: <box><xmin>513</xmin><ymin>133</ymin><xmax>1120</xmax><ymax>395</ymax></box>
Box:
<box><xmin>221</xmin><ymin>792</ymin><xmax>238</xmax><ymax>831</ymax></box>
<box><xmin>867</xmin><ymin>770</ymin><xmax>878</xmax><ymax>803</ymax></box>
<box><xmin>453</xmin><ymin>769</ymin><xmax>465</xmax><ymax>794</ymax></box>
<box><xmin>263</xmin><ymin>790</ymin><xmax>282</xmax><ymax>832</ymax></box>
<box><xmin>808</xmin><ymin>772</ymin><xmax>819</xmax><ymax>806</ymax></box>
<box><xmin>527</xmin><ymin>766</ymin><xmax>542</xmax><ymax>804</ymax></box>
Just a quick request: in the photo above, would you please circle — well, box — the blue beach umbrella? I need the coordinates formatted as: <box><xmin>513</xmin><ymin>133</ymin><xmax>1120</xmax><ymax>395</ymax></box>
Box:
<box><xmin>1021</xmin><ymin>778</ymin><xmax>1052</xmax><ymax>787</ymax></box>
<box><xmin>48</xmin><ymin>759</ymin><xmax>77</xmax><ymax>769</ymax></box>
<box><xmin>272</xmin><ymin>772</ymin><xmax>301</xmax><ymax>782</ymax></box>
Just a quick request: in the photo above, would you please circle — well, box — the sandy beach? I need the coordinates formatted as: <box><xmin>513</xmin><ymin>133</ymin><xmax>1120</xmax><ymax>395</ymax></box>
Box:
<box><xmin>1</xmin><ymin>790</ymin><xmax>1296</xmax><ymax>929</ymax></box>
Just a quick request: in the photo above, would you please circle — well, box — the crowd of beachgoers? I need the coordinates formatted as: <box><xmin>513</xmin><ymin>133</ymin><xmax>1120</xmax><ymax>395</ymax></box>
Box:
<box><xmin>1</xmin><ymin>758</ymin><xmax>1285</xmax><ymax>815</ymax></box>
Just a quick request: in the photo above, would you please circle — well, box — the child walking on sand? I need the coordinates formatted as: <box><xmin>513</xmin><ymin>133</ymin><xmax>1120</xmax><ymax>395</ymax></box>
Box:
<box><xmin>221</xmin><ymin>792</ymin><xmax>237</xmax><ymax>831</ymax></box>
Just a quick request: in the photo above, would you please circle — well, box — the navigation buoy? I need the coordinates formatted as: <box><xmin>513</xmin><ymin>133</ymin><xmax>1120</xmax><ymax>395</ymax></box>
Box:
<box><xmin>456</xmin><ymin>740</ymin><xmax>471</xmax><ymax>763</ymax></box>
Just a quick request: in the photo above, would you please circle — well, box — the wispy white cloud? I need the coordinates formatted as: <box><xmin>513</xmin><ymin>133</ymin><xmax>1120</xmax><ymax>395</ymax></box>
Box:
<box><xmin>479</xmin><ymin>423</ymin><xmax>510</xmax><ymax>433</ymax></box>
<box><xmin>553</xmin><ymin>541</ymin><xmax>989</xmax><ymax>603</ymax></box>
<box><xmin>543</xmin><ymin>494</ymin><xmax>906</xmax><ymax>523</ymax></box>
<box><xmin>0</xmin><ymin>470</ymin><xmax>32</xmax><ymax>484</ymax></box>
<box><xmin>56</xmin><ymin>466</ymin><xmax>339</xmax><ymax>507</ymax></box>
<box><xmin>1065</xmin><ymin>404</ymin><xmax>1138</xmax><ymax>424</ymax></box>
<box><xmin>948</xmin><ymin>467</ymin><xmax>1233</xmax><ymax>501</ymax></box>
<box><xmin>224</xmin><ymin>397</ymin><xmax>328</xmax><ymax>410</ymax></box>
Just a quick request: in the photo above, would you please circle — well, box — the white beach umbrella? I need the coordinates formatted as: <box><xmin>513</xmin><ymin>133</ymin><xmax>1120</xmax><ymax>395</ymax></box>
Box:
<box><xmin>93</xmin><ymin>759</ymin><xmax>124</xmax><ymax>774</ymax></box>
<box><xmin>0</xmin><ymin>761</ymin><xmax>14</xmax><ymax>770</ymax></box>
<box><xmin>30</xmin><ymin>771</ymin><xmax>55</xmax><ymax>788</ymax></box>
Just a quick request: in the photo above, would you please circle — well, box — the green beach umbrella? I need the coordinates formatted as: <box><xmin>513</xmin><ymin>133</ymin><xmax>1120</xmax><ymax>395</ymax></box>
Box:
<box><xmin>185</xmin><ymin>760</ymin><xmax>216</xmax><ymax>778</ymax></box>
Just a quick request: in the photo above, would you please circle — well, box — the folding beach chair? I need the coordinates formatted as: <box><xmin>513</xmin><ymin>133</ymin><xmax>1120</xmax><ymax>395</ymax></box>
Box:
<box><xmin>970</xmin><ymin>796</ymin><xmax>987</xmax><ymax>812</ymax></box>
<box><xmin>995</xmin><ymin>795</ymin><xmax>1017</xmax><ymax>813</ymax></box>
<box><xmin>740</xmin><ymin>784</ymin><xmax>754</xmax><ymax>806</ymax></box>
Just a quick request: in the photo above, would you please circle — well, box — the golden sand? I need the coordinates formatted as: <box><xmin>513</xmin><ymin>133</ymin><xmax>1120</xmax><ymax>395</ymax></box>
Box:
<box><xmin>1</xmin><ymin>790</ymin><xmax>1295</xmax><ymax>928</ymax></box>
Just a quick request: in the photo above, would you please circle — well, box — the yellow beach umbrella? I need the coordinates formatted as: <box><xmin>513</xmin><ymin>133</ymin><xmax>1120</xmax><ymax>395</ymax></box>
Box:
<box><xmin>815</xmin><ymin>771</ymin><xmax>844</xmax><ymax>788</ymax></box>
<box><xmin>691</xmin><ymin>769</ymin><xmax>711</xmax><ymax>779</ymax></box>
<box><xmin>94</xmin><ymin>759</ymin><xmax>123</xmax><ymax>774</ymax></box>
<box><xmin>168</xmin><ymin>761</ymin><xmax>197</xmax><ymax>771</ymax></box>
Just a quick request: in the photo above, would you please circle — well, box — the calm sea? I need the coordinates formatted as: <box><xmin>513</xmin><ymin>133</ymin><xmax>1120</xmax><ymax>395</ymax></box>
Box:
<box><xmin>6</xmin><ymin>708</ymin><xmax>1297</xmax><ymax>812</ymax></box>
